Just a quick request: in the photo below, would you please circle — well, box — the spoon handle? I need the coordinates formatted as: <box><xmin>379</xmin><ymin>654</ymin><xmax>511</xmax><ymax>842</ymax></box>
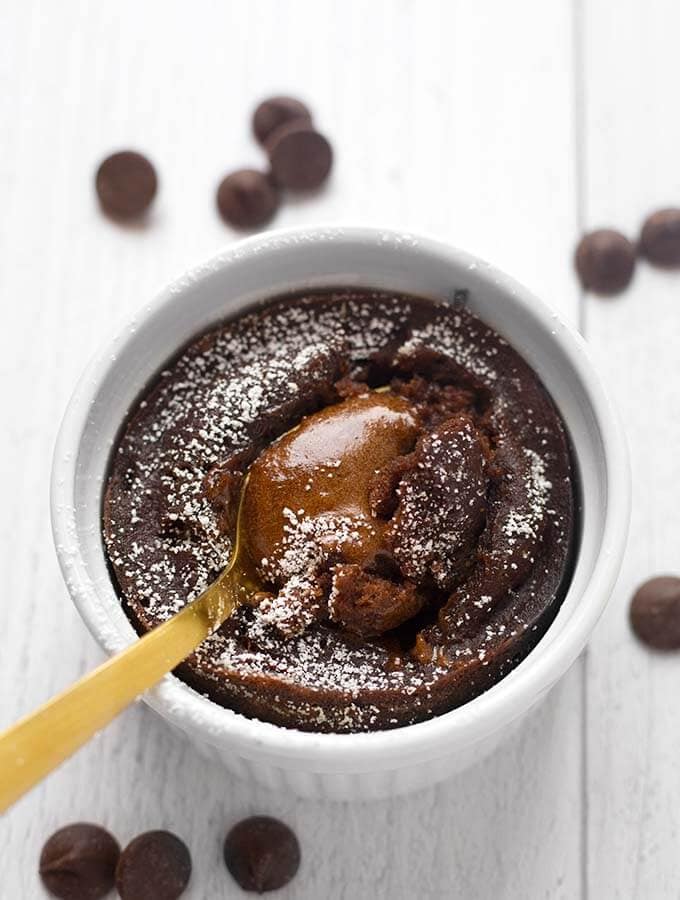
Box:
<box><xmin>0</xmin><ymin>588</ymin><xmax>228</xmax><ymax>813</ymax></box>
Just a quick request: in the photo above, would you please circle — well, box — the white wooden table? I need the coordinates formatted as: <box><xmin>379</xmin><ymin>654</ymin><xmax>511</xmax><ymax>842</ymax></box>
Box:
<box><xmin>1</xmin><ymin>1</ymin><xmax>678</xmax><ymax>896</ymax></box>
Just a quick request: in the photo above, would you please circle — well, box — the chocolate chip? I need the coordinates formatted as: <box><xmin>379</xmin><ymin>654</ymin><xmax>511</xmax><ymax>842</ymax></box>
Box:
<box><xmin>216</xmin><ymin>169</ymin><xmax>279</xmax><ymax>229</ymax></box>
<box><xmin>253</xmin><ymin>96</ymin><xmax>312</xmax><ymax>146</ymax></box>
<box><xmin>267</xmin><ymin>123</ymin><xmax>333</xmax><ymax>191</ymax></box>
<box><xmin>630</xmin><ymin>576</ymin><xmax>680</xmax><ymax>650</ymax></box>
<box><xmin>116</xmin><ymin>831</ymin><xmax>191</xmax><ymax>900</ymax></box>
<box><xmin>639</xmin><ymin>208</ymin><xmax>680</xmax><ymax>267</ymax></box>
<box><xmin>39</xmin><ymin>823</ymin><xmax>120</xmax><ymax>900</ymax></box>
<box><xmin>95</xmin><ymin>151</ymin><xmax>158</xmax><ymax>219</ymax></box>
<box><xmin>574</xmin><ymin>229</ymin><xmax>636</xmax><ymax>296</ymax></box>
<box><xmin>223</xmin><ymin>816</ymin><xmax>300</xmax><ymax>893</ymax></box>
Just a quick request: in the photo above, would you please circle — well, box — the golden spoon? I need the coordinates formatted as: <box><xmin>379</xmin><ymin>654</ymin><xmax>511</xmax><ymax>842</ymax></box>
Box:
<box><xmin>0</xmin><ymin>476</ymin><xmax>252</xmax><ymax>814</ymax></box>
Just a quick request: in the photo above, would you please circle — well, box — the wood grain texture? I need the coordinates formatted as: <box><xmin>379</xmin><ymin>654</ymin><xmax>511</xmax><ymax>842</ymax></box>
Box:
<box><xmin>0</xmin><ymin>1</ymin><xmax>585</xmax><ymax>897</ymax></box>
<box><xmin>582</xmin><ymin>1</ymin><xmax>680</xmax><ymax>897</ymax></box>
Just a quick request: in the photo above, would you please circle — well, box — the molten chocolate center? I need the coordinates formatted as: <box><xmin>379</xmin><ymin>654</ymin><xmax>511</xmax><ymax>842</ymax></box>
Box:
<box><xmin>243</xmin><ymin>392</ymin><xmax>419</xmax><ymax>576</ymax></box>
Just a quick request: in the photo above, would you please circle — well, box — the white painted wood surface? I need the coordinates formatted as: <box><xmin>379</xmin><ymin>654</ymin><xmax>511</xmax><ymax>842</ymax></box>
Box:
<box><xmin>581</xmin><ymin>2</ymin><xmax>680</xmax><ymax>898</ymax></box>
<box><xmin>0</xmin><ymin>1</ymin><xmax>675</xmax><ymax>896</ymax></box>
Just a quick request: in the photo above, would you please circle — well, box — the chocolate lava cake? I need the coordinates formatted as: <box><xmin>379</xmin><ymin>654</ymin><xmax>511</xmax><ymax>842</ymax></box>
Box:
<box><xmin>103</xmin><ymin>290</ymin><xmax>576</xmax><ymax>732</ymax></box>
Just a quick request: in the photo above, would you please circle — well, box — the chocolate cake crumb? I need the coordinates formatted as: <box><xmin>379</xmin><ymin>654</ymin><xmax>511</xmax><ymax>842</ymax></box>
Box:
<box><xmin>329</xmin><ymin>565</ymin><xmax>424</xmax><ymax>636</ymax></box>
<box><xmin>387</xmin><ymin>414</ymin><xmax>488</xmax><ymax>591</ymax></box>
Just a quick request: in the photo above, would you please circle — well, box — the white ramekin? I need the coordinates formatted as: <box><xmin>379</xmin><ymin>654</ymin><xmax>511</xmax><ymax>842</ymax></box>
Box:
<box><xmin>50</xmin><ymin>226</ymin><xmax>629</xmax><ymax>801</ymax></box>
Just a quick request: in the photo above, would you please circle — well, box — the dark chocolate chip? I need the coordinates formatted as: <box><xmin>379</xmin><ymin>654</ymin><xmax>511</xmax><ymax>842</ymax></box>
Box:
<box><xmin>253</xmin><ymin>96</ymin><xmax>312</xmax><ymax>146</ymax></box>
<box><xmin>95</xmin><ymin>151</ymin><xmax>158</xmax><ymax>219</ymax></box>
<box><xmin>630</xmin><ymin>575</ymin><xmax>680</xmax><ymax>650</ymax></box>
<box><xmin>638</xmin><ymin>208</ymin><xmax>680</xmax><ymax>267</ymax></box>
<box><xmin>574</xmin><ymin>229</ymin><xmax>636</xmax><ymax>296</ymax></box>
<box><xmin>39</xmin><ymin>823</ymin><xmax>120</xmax><ymax>900</ymax></box>
<box><xmin>223</xmin><ymin>816</ymin><xmax>301</xmax><ymax>893</ymax></box>
<box><xmin>216</xmin><ymin>169</ymin><xmax>279</xmax><ymax>230</ymax></box>
<box><xmin>116</xmin><ymin>831</ymin><xmax>191</xmax><ymax>900</ymax></box>
<box><xmin>267</xmin><ymin>123</ymin><xmax>333</xmax><ymax>191</ymax></box>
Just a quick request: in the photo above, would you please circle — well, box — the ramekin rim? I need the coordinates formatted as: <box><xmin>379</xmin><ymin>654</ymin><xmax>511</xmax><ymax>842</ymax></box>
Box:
<box><xmin>50</xmin><ymin>224</ymin><xmax>630</xmax><ymax>764</ymax></box>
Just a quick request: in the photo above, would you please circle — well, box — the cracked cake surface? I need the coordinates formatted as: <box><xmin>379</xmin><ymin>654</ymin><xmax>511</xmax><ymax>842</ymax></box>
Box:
<box><xmin>103</xmin><ymin>289</ymin><xmax>576</xmax><ymax>732</ymax></box>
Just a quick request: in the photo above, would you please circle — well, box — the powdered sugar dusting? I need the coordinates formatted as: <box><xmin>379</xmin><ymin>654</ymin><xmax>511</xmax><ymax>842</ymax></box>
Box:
<box><xmin>390</xmin><ymin>417</ymin><xmax>488</xmax><ymax>590</ymax></box>
<box><xmin>103</xmin><ymin>289</ymin><xmax>575</xmax><ymax>732</ymax></box>
<box><xmin>397</xmin><ymin>317</ymin><xmax>499</xmax><ymax>381</ymax></box>
<box><xmin>503</xmin><ymin>448</ymin><xmax>552</xmax><ymax>540</ymax></box>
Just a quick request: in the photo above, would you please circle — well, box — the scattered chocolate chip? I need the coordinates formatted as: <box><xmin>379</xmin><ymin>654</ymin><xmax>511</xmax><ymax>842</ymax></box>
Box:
<box><xmin>223</xmin><ymin>816</ymin><xmax>300</xmax><ymax>893</ymax></box>
<box><xmin>639</xmin><ymin>208</ymin><xmax>680</xmax><ymax>268</ymax></box>
<box><xmin>253</xmin><ymin>96</ymin><xmax>312</xmax><ymax>146</ymax></box>
<box><xmin>267</xmin><ymin>122</ymin><xmax>333</xmax><ymax>191</ymax></box>
<box><xmin>216</xmin><ymin>169</ymin><xmax>279</xmax><ymax>229</ymax></box>
<box><xmin>95</xmin><ymin>151</ymin><xmax>158</xmax><ymax>220</ymax></box>
<box><xmin>630</xmin><ymin>576</ymin><xmax>680</xmax><ymax>650</ymax></box>
<box><xmin>574</xmin><ymin>229</ymin><xmax>636</xmax><ymax>296</ymax></box>
<box><xmin>39</xmin><ymin>823</ymin><xmax>120</xmax><ymax>900</ymax></box>
<box><xmin>116</xmin><ymin>831</ymin><xmax>191</xmax><ymax>900</ymax></box>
